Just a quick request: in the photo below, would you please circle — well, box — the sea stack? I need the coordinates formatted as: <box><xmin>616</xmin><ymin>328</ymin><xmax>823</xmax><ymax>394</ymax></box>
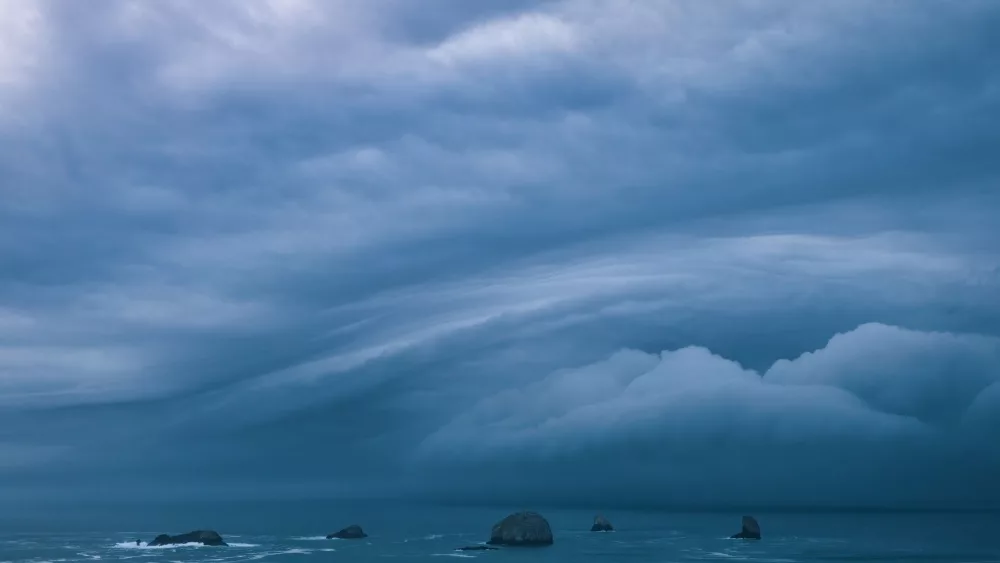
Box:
<box><xmin>327</xmin><ymin>525</ymin><xmax>367</xmax><ymax>539</ymax></box>
<box><xmin>487</xmin><ymin>512</ymin><xmax>554</xmax><ymax>547</ymax></box>
<box><xmin>730</xmin><ymin>516</ymin><xmax>761</xmax><ymax>540</ymax></box>
<box><xmin>591</xmin><ymin>514</ymin><xmax>614</xmax><ymax>532</ymax></box>
<box><xmin>147</xmin><ymin>530</ymin><xmax>227</xmax><ymax>546</ymax></box>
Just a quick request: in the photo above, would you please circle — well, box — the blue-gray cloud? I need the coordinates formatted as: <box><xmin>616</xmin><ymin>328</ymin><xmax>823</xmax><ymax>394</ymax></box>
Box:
<box><xmin>1</xmin><ymin>0</ymin><xmax>999</xmax><ymax>508</ymax></box>
<box><xmin>410</xmin><ymin>324</ymin><xmax>1000</xmax><ymax>508</ymax></box>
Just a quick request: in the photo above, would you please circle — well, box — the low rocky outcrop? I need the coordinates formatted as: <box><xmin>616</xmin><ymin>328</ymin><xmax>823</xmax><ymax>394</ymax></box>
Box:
<box><xmin>327</xmin><ymin>525</ymin><xmax>367</xmax><ymax>540</ymax></box>
<box><xmin>487</xmin><ymin>512</ymin><xmax>553</xmax><ymax>547</ymax></box>
<box><xmin>456</xmin><ymin>545</ymin><xmax>499</xmax><ymax>551</ymax></box>
<box><xmin>148</xmin><ymin>530</ymin><xmax>227</xmax><ymax>546</ymax></box>
<box><xmin>730</xmin><ymin>516</ymin><xmax>761</xmax><ymax>540</ymax></box>
<box><xmin>590</xmin><ymin>515</ymin><xmax>614</xmax><ymax>532</ymax></box>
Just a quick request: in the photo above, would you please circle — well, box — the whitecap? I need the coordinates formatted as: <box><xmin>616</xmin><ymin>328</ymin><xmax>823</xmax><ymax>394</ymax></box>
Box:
<box><xmin>112</xmin><ymin>541</ymin><xmax>257</xmax><ymax>550</ymax></box>
<box><xmin>291</xmin><ymin>536</ymin><xmax>330</xmax><ymax>541</ymax></box>
<box><xmin>113</xmin><ymin>542</ymin><xmax>200</xmax><ymax>550</ymax></box>
<box><xmin>431</xmin><ymin>554</ymin><xmax>475</xmax><ymax>559</ymax></box>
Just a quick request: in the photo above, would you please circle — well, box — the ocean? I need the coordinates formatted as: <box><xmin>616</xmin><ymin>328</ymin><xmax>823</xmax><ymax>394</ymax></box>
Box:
<box><xmin>2</xmin><ymin>501</ymin><xmax>998</xmax><ymax>563</ymax></box>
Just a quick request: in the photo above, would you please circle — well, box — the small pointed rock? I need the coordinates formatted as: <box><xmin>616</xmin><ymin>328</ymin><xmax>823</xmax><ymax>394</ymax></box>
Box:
<box><xmin>590</xmin><ymin>515</ymin><xmax>614</xmax><ymax>532</ymax></box>
<box><xmin>730</xmin><ymin>516</ymin><xmax>761</xmax><ymax>540</ymax></box>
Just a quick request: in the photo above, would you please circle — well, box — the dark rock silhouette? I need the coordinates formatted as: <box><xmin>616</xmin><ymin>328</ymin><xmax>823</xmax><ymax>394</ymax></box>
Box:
<box><xmin>148</xmin><ymin>530</ymin><xmax>227</xmax><ymax>546</ymax></box>
<box><xmin>487</xmin><ymin>512</ymin><xmax>553</xmax><ymax>547</ymax></box>
<box><xmin>730</xmin><ymin>516</ymin><xmax>761</xmax><ymax>540</ymax></box>
<box><xmin>590</xmin><ymin>514</ymin><xmax>614</xmax><ymax>532</ymax></box>
<box><xmin>327</xmin><ymin>525</ymin><xmax>367</xmax><ymax>539</ymax></box>
<box><xmin>456</xmin><ymin>545</ymin><xmax>499</xmax><ymax>551</ymax></box>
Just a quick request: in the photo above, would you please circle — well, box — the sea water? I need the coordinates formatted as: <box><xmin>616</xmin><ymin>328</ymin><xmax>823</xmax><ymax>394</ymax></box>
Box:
<box><xmin>2</xmin><ymin>500</ymin><xmax>998</xmax><ymax>562</ymax></box>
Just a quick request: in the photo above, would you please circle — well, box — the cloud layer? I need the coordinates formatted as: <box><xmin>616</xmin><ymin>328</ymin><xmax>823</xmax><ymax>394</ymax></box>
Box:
<box><xmin>1</xmin><ymin>0</ymin><xmax>999</xmax><ymax>508</ymax></box>
<box><xmin>411</xmin><ymin>323</ymin><xmax>1000</xmax><ymax>508</ymax></box>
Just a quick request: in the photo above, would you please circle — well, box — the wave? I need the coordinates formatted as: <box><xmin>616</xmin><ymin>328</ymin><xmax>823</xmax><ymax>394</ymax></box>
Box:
<box><xmin>431</xmin><ymin>554</ymin><xmax>476</xmax><ymax>559</ymax></box>
<box><xmin>112</xmin><ymin>541</ymin><xmax>257</xmax><ymax>550</ymax></box>
<box><xmin>241</xmin><ymin>549</ymin><xmax>316</xmax><ymax>562</ymax></box>
<box><xmin>291</xmin><ymin>536</ymin><xmax>331</xmax><ymax>541</ymax></box>
<box><xmin>403</xmin><ymin>533</ymin><xmax>449</xmax><ymax>543</ymax></box>
<box><xmin>113</xmin><ymin>542</ymin><xmax>197</xmax><ymax>550</ymax></box>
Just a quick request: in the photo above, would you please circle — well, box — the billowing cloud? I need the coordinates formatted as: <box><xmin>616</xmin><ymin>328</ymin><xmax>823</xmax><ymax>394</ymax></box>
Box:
<box><xmin>0</xmin><ymin>0</ymin><xmax>998</xmax><ymax>508</ymax></box>
<box><xmin>408</xmin><ymin>324</ymin><xmax>1000</xmax><ymax>508</ymax></box>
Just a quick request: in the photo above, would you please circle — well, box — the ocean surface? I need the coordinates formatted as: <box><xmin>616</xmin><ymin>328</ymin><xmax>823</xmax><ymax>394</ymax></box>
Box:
<box><xmin>2</xmin><ymin>501</ymin><xmax>999</xmax><ymax>563</ymax></box>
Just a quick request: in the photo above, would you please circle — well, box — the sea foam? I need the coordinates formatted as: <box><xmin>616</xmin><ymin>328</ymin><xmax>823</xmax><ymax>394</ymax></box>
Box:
<box><xmin>112</xmin><ymin>541</ymin><xmax>257</xmax><ymax>549</ymax></box>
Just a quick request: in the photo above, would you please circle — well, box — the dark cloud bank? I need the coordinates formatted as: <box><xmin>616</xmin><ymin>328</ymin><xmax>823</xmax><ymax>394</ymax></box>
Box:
<box><xmin>1</xmin><ymin>0</ymin><xmax>999</xmax><ymax>510</ymax></box>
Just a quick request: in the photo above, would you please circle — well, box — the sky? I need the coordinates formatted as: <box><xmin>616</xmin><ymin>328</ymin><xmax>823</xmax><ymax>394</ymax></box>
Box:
<box><xmin>1</xmin><ymin>0</ymin><xmax>999</xmax><ymax>510</ymax></box>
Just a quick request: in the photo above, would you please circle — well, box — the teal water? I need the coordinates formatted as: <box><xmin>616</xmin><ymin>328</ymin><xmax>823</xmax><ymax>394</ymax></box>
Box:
<box><xmin>2</xmin><ymin>501</ymin><xmax>999</xmax><ymax>562</ymax></box>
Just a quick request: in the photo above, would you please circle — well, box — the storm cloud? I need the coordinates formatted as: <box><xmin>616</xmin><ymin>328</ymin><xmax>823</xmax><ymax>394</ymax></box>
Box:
<box><xmin>1</xmin><ymin>0</ymin><xmax>999</xmax><ymax>508</ymax></box>
<box><xmin>412</xmin><ymin>324</ymin><xmax>1000</xmax><ymax>508</ymax></box>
